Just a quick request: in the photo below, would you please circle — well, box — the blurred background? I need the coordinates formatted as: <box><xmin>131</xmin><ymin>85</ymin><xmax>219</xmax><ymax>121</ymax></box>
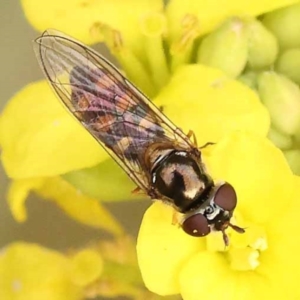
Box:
<box><xmin>0</xmin><ymin>0</ymin><xmax>148</xmax><ymax>253</ymax></box>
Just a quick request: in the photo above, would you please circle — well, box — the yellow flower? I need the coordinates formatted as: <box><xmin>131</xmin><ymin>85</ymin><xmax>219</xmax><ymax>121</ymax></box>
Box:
<box><xmin>137</xmin><ymin>133</ymin><xmax>299</xmax><ymax>299</ymax></box>
<box><xmin>0</xmin><ymin>80</ymin><xmax>105</xmax><ymax>179</ymax></box>
<box><xmin>0</xmin><ymin>243</ymin><xmax>103</xmax><ymax>300</ymax></box>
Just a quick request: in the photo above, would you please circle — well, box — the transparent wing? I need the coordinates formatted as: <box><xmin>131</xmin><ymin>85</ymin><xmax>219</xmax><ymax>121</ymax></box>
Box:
<box><xmin>33</xmin><ymin>29</ymin><xmax>195</xmax><ymax>193</ymax></box>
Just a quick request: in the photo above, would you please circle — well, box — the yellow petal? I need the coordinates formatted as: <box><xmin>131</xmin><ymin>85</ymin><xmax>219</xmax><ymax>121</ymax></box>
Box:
<box><xmin>179</xmin><ymin>252</ymin><xmax>236</xmax><ymax>300</ymax></box>
<box><xmin>6</xmin><ymin>176</ymin><xmax>124</xmax><ymax>236</ymax></box>
<box><xmin>7</xmin><ymin>177</ymin><xmax>45</xmax><ymax>222</ymax></box>
<box><xmin>0</xmin><ymin>242</ymin><xmax>82</xmax><ymax>300</ymax></box>
<box><xmin>179</xmin><ymin>250</ymin><xmax>286</xmax><ymax>300</ymax></box>
<box><xmin>259</xmin><ymin>176</ymin><xmax>300</xmax><ymax>299</ymax></box>
<box><xmin>154</xmin><ymin>64</ymin><xmax>270</xmax><ymax>146</ymax></box>
<box><xmin>137</xmin><ymin>201</ymin><xmax>205</xmax><ymax>296</ymax></box>
<box><xmin>166</xmin><ymin>0</ymin><xmax>300</xmax><ymax>43</ymax></box>
<box><xmin>0</xmin><ymin>80</ymin><xmax>105</xmax><ymax>179</ymax></box>
<box><xmin>205</xmin><ymin>131</ymin><xmax>294</xmax><ymax>223</ymax></box>
<box><xmin>36</xmin><ymin>177</ymin><xmax>124</xmax><ymax>236</ymax></box>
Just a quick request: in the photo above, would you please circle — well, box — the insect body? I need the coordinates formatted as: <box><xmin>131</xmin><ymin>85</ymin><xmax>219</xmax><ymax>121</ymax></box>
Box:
<box><xmin>34</xmin><ymin>30</ymin><xmax>244</xmax><ymax>245</ymax></box>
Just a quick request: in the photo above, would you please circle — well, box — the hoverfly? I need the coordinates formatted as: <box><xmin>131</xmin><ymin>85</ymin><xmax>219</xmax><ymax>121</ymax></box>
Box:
<box><xmin>34</xmin><ymin>29</ymin><xmax>244</xmax><ymax>246</ymax></box>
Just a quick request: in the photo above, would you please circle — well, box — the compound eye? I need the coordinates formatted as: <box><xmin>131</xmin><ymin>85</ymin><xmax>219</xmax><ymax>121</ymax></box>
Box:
<box><xmin>182</xmin><ymin>214</ymin><xmax>210</xmax><ymax>237</ymax></box>
<box><xmin>214</xmin><ymin>183</ymin><xmax>237</xmax><ymax>211</ymax></box>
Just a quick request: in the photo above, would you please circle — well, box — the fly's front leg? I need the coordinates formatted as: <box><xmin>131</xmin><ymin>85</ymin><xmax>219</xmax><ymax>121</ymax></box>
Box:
<box><xmin>187</xmin><ymin>129</ymin><xmax>216</xmax><ymax>149</ymax></box>
<box><xmin>199</xmin><ymin>142</ymin><xmax>216</xmax><ymax>149</ymax></box>
<box><xmin>187</xmin><ymin>130</ymin><xmax>198</xmax><ymax>147</ymax></box>
<box><xmin>187</xmin><ymin>130</ymin><xmax>216</xmax><ymax>157</ymax></box>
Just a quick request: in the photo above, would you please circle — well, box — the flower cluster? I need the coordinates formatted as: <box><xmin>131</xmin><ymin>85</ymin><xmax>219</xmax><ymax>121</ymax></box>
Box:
<box><xmin>1</xmin><ymin>0</ymin><xmax>300</xmax><ymax>299</ymax></box>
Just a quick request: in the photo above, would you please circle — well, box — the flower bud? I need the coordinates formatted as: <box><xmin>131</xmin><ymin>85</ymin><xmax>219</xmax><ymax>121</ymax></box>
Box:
<box><xmin>275</xmin><ymin>48</ymin><xmax>300</xmax><ymax>85</ymax></box>
<box><xmin>262</xmin><ymin>3</ymin><xmax>300</xmax><ymax>50</ymax></box>
<box><xmin>258</xmin><ymin>72</ymin><xmax>300</xmax><ymax>135</ymax></box>
<box><xmin>284</xmin><ymin>149</ymin><xmax>300</xmax><ymax>175</ymax></box>
<box><xmin>197</xmin><ymin>17</ymin><xmax>248</xmax><ymax>77</ymax></box>
<box><xmin>238</xmin><ymin>71</ymin><xmax>258</xmax><ymax>90</ymax></box>
<box><xmin>267</xmin><ymin>126</ymin><xmax>293</xmax><ymax>150</ymax></box>
<box><xmin>247</xmin><ymin>19</ymin><xmax>278</xmax><ymax>69</ymax></box>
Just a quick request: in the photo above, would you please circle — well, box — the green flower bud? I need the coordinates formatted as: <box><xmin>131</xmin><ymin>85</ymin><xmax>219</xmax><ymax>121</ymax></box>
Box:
<box><xmin>197</xmin><ymin>17</ymin><xmax>248</xmax><ymax>77</ymax></box>
<box><xmin>267</xmin><ymin>126</ymin><xmax>293</xmax><ymax>150</ymax></box>
<box><xmin>238</xmin><ymin>70</ymin><xmax>258</xmax><ymax>90</ymax></box>
<box><xmin>247</xmin><ymin>19</ymin><xmax>278</xmax><ymax>69</ymax></box>
<box><xmin>275</xmin><ymin>48</ymin><xmax>300</xmax><ymax>85</ymax></box>
<box><xmin>262</xmin><ymin>3</ymin><xmax>300</xmax><ymax>50</ymax></box>
<box><xmin>258</xmin><ymin>72</ymin><xmax>300</xmax><ymax>135</ymax></box>
<box><xmin>284</xmin><ymin>149</ymin><xmax>300</xmax><ymax>175</ymax></box>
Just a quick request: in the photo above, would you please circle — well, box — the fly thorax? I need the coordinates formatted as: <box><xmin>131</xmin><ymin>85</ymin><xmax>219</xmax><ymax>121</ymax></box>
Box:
<box><xmin>151</xmin><ymin>150</ymin><xmax>213</xmax><ymax>212</ymax></box>
<box><xmin>144</xmin><ymin>143</ymin><xmax>175</xmax><ymax>170</ymax></box>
